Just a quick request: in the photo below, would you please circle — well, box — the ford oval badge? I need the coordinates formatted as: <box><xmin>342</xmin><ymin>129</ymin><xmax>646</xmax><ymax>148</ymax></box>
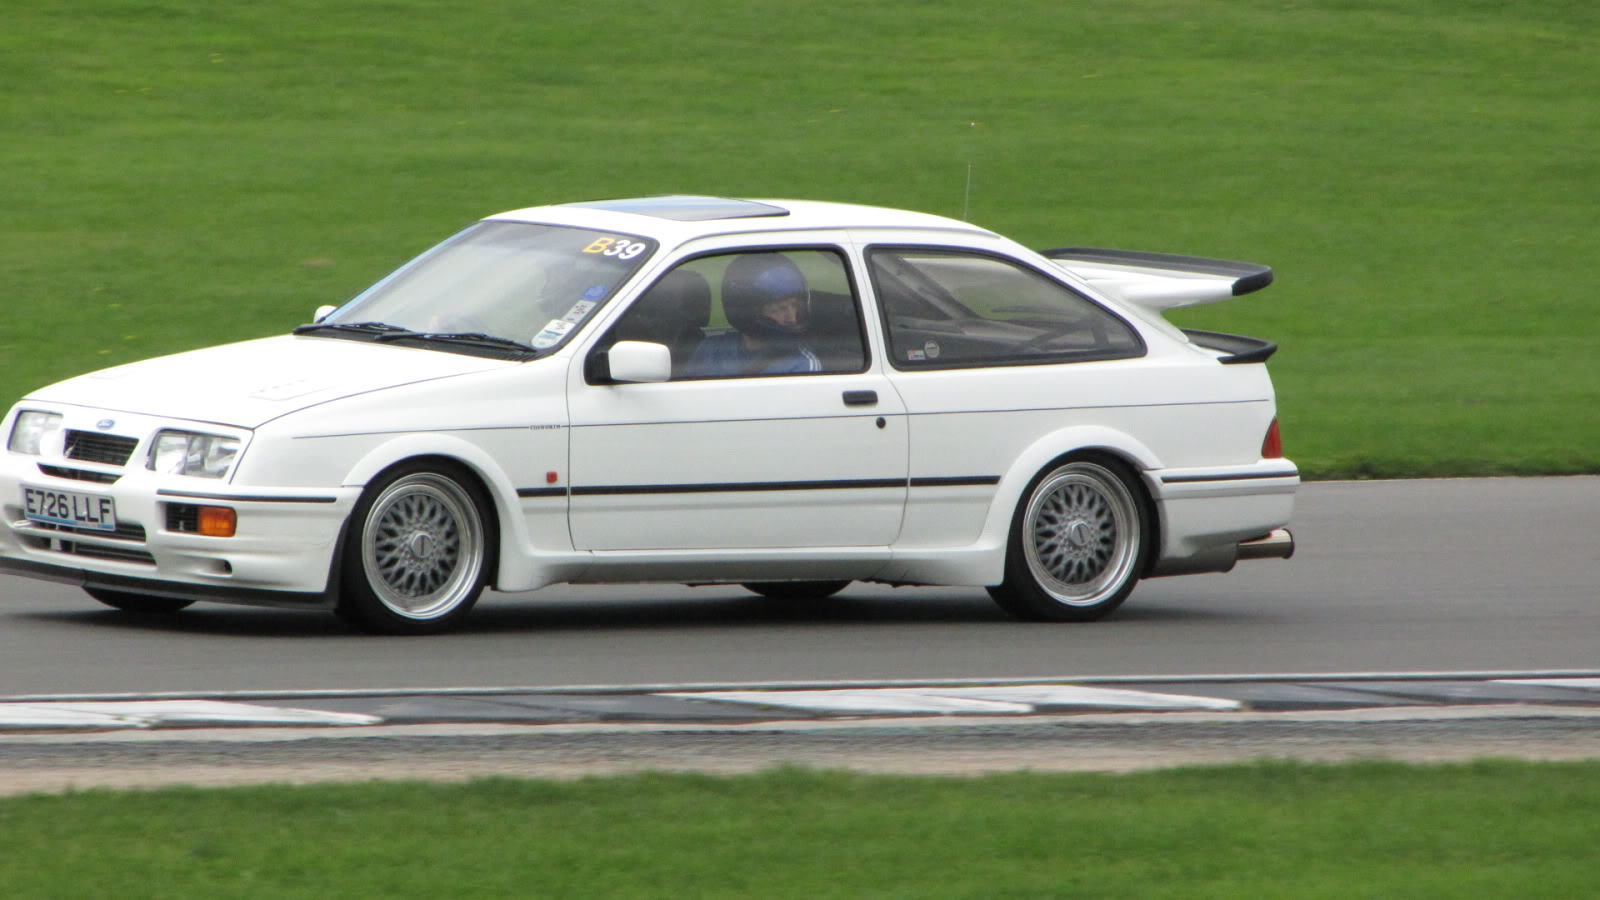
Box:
<box><xmin>96</xmin><ymin>419</ymin><xmax>115</xmax><ymax>430</ymax></box>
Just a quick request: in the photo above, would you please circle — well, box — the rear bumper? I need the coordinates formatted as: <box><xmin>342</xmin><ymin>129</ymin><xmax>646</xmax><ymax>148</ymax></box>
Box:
<box><xmin>1145</xmin><ymin>461</ymin><xmax>1299</xmax><ymax>577</ymax></box>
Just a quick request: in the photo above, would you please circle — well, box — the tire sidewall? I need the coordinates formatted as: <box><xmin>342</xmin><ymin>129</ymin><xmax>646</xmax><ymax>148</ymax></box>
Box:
<box><xmin>336</xmin><ymin>460</ymin><xmax>494</xmax><ymax>635</ymax></box>
<box><xmin>994</xmin><ymin>455</ymin><xmax>1148</xmax><ymax>621</ymax></box>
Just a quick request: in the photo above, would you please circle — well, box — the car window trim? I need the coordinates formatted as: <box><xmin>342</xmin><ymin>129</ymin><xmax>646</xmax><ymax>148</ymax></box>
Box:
<box><xmin>586</xmin><ymin>241</ymin><xmax>875</xmax><ymax>385</ymax></box>
<box><xmin>863</xmin><ymin>243</ymin><xmax>1148</xmax><ymax>372</ymax></box>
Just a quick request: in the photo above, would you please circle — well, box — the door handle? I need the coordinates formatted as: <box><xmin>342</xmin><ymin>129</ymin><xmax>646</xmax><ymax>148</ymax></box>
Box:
<box><xmin>842</xmin><ymin>390</ymin><xmax>878</xmax><ymax>407</ymax></box>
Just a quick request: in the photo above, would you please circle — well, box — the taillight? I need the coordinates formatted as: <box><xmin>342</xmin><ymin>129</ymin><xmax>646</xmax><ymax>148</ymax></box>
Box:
<box><xmin>1261</xmin><ymin>417</ymin><xmax>1284</xmax><ymax>459</ymax></box>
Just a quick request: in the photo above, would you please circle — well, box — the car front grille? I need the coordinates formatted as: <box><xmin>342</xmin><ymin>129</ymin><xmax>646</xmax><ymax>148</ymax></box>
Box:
<box><xmin>28</xmin><ymin>519</ymin><xmax>148</xmax><ymax>542</ymax></box>
<box><xmin>60</xmin><ymin>540</ymin><xmax>156</xmax><ymax>565</ymax></box>
<box><xmin>37</xmin><ymin>464</ymin><xmax>122</xmax><ymax>484</ymax></box>
<box><xmin>63</xmin><ymin>430</ymin><xmax>140</xmax><ymax>467</ymax></box>
<box><xmin>166</xmin><ymin>503</ymin><xmax>200</xmax><ymax>533</ymax></box>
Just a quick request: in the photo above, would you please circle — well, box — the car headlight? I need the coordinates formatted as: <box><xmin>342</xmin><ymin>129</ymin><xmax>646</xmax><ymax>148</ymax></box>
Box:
<box><xmin>148</xmin><ymin>430</ymin><xmax>240</xmax><ymax>478</ymax></box>
<box><xmin>7</xmin><ymin>411</ymin><xmax>63</xmax><ymax>456</ymax></box>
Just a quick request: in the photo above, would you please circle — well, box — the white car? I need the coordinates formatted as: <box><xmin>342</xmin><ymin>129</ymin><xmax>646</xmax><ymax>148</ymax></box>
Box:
<box><xmin>0</xmin><ymin>196</ymin><xmax>1297</xmax><ymax>634</ymax></box>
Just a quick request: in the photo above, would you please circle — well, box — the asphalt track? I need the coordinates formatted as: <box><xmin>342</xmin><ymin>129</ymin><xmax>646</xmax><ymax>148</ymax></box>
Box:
<box><xmin>0</xmin><ymin>477</ymin><xmax>1595</xmax><ymax>698</ymax></box>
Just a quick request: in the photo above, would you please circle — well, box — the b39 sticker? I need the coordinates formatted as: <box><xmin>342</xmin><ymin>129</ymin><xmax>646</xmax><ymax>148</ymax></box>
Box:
<box><xmin>581</xmin><ymin>237</ymin><xmax>648</xmax><ymax>259</ymax></box>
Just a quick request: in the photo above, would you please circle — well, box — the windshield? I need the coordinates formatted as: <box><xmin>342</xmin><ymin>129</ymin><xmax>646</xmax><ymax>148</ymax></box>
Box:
<box><xmin>316</xmin><ymin>221</ymin><xmax>658</xmax><ymax>355</ymax></box>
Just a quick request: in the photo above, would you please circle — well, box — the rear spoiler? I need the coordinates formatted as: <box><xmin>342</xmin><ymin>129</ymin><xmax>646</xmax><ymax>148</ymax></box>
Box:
<box><xmin>1041</xmin><ymin>248</ymin><xmax>1273</xmax><ymax>312</ymax></box>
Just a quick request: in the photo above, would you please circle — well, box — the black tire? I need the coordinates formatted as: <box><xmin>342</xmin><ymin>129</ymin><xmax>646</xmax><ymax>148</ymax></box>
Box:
<box><xmin>85</xmin><ymin>587</ymin><xmax>194</xmax><ymax>614</ymax></box>
<box><xmin>335</xmin><ymin>461</ymin><xmax>494</xmax><ymax>635</ymax></box>
<box><xmin>987</xmin><ymin>457</ymin><xmax>1147</xmax><ymax>622</ymax></box>
<box><xmin>741</xmin><ymin>580</ymin><xmax>851</xmax><ymax>601</ymax></box>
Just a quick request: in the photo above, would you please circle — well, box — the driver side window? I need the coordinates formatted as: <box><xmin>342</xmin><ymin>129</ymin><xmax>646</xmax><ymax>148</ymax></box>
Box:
<box><xmin>868</xmin><ymin>248</ymin><xmax>1143</xmax><ymax>369</ymax></box>
<box><xmin>604</xmin><ymin>249</ymin><xmax>868</xmax><ymax>380</ymax></box>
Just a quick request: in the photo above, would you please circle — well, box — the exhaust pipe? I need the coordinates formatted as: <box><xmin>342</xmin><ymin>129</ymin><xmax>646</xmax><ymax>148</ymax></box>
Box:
<box><xmin>1236</xmin><ymin>528</ymin><xmax>1295</xmax><ymax>561</ymax></box>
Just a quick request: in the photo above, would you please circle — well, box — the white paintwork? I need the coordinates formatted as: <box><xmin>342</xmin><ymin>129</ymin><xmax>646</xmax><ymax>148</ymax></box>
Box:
<box><xmin>30</xmin><ymin>336</ymin><xmax>512</xmax><ymax>429</ymax></box>
<box><xmin>605</xmin><ymin>340</ymin><xmax>671</xmax><ymax>383</ymax></box>
<box><xmin>566</xmin><ymin>372</ymin><xmax>908</xmax><ymax>553</ymax></box>
<box><xmin>1051</xmin><ymin>259</ymin><xmax>1240</xmax><ymax>311</ymax></box>
<box><xmin>0</xmin><ymin>196</ymin><xmax>1297</xmax><ymax>621</ymax></box>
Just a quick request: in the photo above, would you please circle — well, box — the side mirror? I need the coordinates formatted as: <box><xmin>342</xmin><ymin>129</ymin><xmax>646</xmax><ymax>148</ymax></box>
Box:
<box><xmin>313</xmin><ymin>305</ymin><xmax>338</xmax><ymax>323</ymax></box>
<box><xmin>605</xmin><ymin>341</ymin><xmax>672</xmax><ymax>383</ymax></box>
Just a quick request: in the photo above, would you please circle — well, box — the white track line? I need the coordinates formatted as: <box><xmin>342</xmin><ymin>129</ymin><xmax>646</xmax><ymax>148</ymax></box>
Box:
<box><xmin>0</xmin><ymin>701</ymin><xmax>381</xmax><ymax>729</ymax></box>
<box><xmin>1496</xmin><ymin>678</ymin><xmax>1600</xmax><ymax>691</ymax></box>
<box><xmin>662</xmin><ymin>685</ymin><xmax>1241</xmax><ymax>715</ymax></box>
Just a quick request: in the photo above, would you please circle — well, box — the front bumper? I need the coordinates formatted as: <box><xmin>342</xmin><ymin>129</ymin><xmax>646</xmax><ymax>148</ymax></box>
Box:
<box><xmin>2</xmin><ymin>430</ymin><xmax>359</xmax><ymax>606</ymax></box>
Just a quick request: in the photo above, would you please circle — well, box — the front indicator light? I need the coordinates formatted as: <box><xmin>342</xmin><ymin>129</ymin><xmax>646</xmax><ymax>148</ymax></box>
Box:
<box><xmin>8</xmin><ymin>411</ymin><xmax>63</xmax><ymax>455</ymax></box>
<box><xmin>198</xmin><ymin>506</ymin><xmax>237</xmax><ymax>538</ymax></box>
<box><xmin>148</xmin><ymin>430</ymin><xmax>240</xmax><ymax>478</ymax></box>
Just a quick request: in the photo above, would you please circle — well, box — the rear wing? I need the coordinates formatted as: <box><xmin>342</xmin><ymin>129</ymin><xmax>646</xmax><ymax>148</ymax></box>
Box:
<box><xmin>1042</xmin><ymin>248</ymin><xmax>1277</xmax><ymax>364</ymax></box>
<box><xmin>1041</xmin><ymin>248</ymin><xmax>1272</xmax><ymax>312</ymax></box>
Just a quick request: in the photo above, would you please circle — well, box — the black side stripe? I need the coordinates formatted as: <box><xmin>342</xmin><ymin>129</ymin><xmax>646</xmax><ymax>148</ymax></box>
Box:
<box><xmin>516</xmin><ymin>487</ymin><xmax>569</xmax><ymax>498</ymax></box>
<box><xmin>572</xmin><ymin>478</ymin><xmax>905</xmax><ymax>496</ymax></box>
<box><xmin>555</xmin><ymin>476</ymin><xmax>1002</xmax><ymax>497</ymax></box>
<box><xmin>909</xmin><ymin>476</ymin><xmax>1001</xmax><ymax>487</ymax></box>
<box><xmin>1160</xmin><ymin>470</ymin><xmax>1298</xmax><ymax>484</ymax></box>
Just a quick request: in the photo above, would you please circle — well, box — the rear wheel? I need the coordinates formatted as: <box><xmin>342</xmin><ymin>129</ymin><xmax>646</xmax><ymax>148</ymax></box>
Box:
<box><xmin>988</xmin><ymin>457</ymin><xmax>1146</xmax><ymax>622</ymax></box>
<box><xmin>85</xmin><ymin>588</ymin><xmax>194</xmax><ymax>615</ymax></box>
<box><xmin>335</xmin><ymin>462</ymin><xmax>492</xmax><ymax>635</ymax></box>
<box><xmin>741</xmin><ymin>580</ymin><xmax>851</xmax><ymax>602</ymax></box>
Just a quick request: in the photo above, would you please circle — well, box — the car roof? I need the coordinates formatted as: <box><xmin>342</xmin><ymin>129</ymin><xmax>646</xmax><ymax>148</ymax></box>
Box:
<box><xmin>485</xmin><ymin>195</ymin><xmax>999</xmax><ymax>243</ymax></box>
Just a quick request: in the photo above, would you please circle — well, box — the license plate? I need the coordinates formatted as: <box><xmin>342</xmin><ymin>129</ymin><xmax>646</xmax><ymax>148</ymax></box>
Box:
<box><xmin>23</xmin><ymin>486</ymin><xmax>118</xmax><ymax>532</ymax></box>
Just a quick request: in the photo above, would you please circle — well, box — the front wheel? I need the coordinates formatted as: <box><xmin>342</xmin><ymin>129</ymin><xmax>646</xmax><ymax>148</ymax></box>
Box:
<box><xmin>85</xmin><ymin>587</ymin><xmax>194</xmax><ymax>615</ymax></box>
<box><xmin>987</xmin><ymin>458</ymin><xmax>1146</xmax><ymax>622</ymax></box>
<box><xmin>335</xmin><ymin>463</ymin><xmax>492</xmax><ymax>635</ymax></box>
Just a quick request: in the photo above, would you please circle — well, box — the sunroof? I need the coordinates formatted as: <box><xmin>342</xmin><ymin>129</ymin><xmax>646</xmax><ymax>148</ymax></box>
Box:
<box><xmin>561</xmin><ymin>195</ymin><xmax>790</xmax><ymax>221</ymax></box>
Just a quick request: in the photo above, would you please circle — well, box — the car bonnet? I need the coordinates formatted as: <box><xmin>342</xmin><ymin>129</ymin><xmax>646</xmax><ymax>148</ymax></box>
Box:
<box><xmin>24</xmin><ymin>335</ymin><xmax>517</xmax><ymax>429</ymax></box>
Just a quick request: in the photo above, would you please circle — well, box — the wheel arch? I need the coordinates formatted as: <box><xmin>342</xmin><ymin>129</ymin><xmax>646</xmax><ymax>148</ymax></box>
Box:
<box><xmin>978</xmin><ymin>425</ymin><xmax>1164</xmax><ymax>571</ymax></box>
<box><xmin>341</xmin><ymin>436</ymin><xmax>523</xmax><ymax>589</ymax></box>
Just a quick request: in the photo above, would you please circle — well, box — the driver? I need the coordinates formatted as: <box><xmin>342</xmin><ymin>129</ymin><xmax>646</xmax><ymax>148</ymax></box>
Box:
<box><xmin>683</xmin><ymin>254</ymin><xmax>822</xmax><ymax>377</ymax></box>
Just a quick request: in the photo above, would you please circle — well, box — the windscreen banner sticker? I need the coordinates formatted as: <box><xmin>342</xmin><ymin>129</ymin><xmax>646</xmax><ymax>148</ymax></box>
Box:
<box><xmin>581</xmin><ymin>237</ymin><xmax>649</xmax><ymax>259</ymax></box>
<box><xmin>560</xmin><ymin>300</ymin><xmax>597</xmax><ymax>324</ymax></box>
<box><xmin>531</xmin><ymin>318</ymin><xmax>576</xmax><ymax>349</ymax></box>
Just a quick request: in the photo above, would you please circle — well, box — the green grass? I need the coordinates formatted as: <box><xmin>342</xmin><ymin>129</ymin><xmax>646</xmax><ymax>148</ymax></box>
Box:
<box><xmin>1</xmin><ymin>762</ymin><xmax>1596</xmax><ymax>897</ymax></box>
<box><xmin>4</xmin><ymin>0</ymin><xmax>1597</xmax><ymax>477</ymax></box>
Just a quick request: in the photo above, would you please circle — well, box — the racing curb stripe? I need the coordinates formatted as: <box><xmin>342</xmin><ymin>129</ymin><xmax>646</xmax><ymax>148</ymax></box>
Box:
<box><xmin>4</xmin><ymin>673</ymin><xmax>1600</xmax><ymax>731</ymax></box>
<box><xmin>0</xmin><ymin>700</ymin><xmax>381</xmax><ymax>729</ymax></box>
<box><xmin>660</xmin><ymin>685</ymin><xmax>1242</xmax><ymax>715</ymax></box>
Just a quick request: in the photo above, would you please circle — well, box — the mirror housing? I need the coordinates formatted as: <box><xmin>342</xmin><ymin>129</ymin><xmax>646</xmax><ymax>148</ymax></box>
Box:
<box><xmin>313</xmin><ymin>305</ymin><xmax>338</xmax><ymax>323</ymax></box>
<box><xmin>605</xmin><ymin>341</ymin><xmax>672</xmax><ymax>383</ymax></box>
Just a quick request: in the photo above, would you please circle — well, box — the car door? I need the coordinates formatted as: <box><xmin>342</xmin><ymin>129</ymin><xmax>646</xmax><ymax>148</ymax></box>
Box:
<box><xmin>565</xmin><ymin>241</ymin><xmax>908</xmax><ymax>552</ymax></box>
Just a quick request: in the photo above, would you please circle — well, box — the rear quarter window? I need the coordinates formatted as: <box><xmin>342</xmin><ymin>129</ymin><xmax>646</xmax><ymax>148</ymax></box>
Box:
<box><xmin>868</xmin><ymin>248</ymin><xmax>1144</xmax><ymax>369</ymax></box>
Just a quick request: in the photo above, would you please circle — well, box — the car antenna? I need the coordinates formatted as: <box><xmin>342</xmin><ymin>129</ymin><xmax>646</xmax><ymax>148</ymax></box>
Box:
<box><xmin>962</xmin><ymin>121</ymin><xmax>978</xmax><ymax>221</ymax></box>
<box><xmin>963</xmin><ymin>162</ymin><xmax>974</xmax><ymax>221</ymax></box>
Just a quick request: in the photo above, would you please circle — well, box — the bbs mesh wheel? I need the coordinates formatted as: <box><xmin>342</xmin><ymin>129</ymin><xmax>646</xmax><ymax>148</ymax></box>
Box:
<box><xmin>336</xmin><ymin>462</ymin><xmax>492</xmax><ymax>635</ymax></box>
<box><xmin>988</xmin><ymin>457</ymin><xmax>1146</xmax><ymax>622</ymax></box>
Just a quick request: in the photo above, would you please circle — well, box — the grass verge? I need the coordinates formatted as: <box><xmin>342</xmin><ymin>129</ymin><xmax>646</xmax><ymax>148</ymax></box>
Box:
<box><xmin>4</xmin><ymin>1</ymin><xmax>1597</xmax><ymax>477</ymax></box>
<box><xmin>1</xmin><ymin>760</ymin><xmax>1596</xmax><ymax>897</ymax></box>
